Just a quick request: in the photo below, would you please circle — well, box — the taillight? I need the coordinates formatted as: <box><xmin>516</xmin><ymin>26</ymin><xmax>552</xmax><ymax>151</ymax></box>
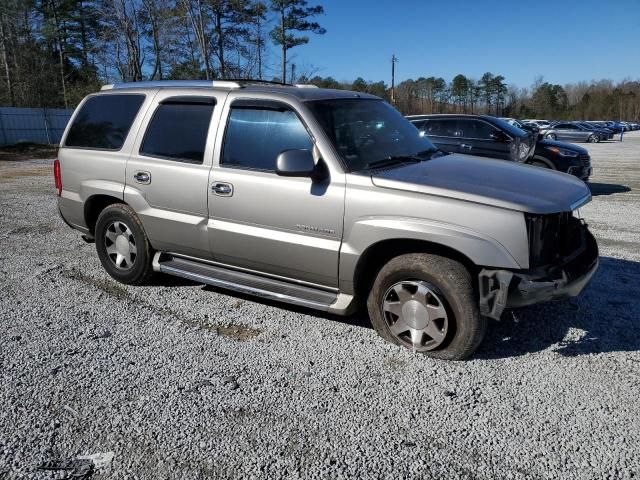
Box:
<box><xmin>53</xmin><ymin>159</ymin><xmax>62</xmax><ymax>196</ymax></box>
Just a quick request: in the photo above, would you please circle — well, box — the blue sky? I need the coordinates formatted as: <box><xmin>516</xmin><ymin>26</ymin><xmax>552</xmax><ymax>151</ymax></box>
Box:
<box><xmin>287</xmin><ymin>0</ymin><xmax>640</xmax><ymax>88</ymax></box>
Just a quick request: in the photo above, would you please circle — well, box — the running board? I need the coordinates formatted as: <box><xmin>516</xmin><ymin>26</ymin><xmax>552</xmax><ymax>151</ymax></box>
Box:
<box><xmin>153</xmin><ymin>253</ymin><xmax>350</xmax><ymax>312</ymax></box>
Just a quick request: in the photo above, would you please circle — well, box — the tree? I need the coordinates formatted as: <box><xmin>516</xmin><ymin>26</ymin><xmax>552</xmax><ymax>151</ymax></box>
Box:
<box><xmin>269</xmin><ymin>0</ymin><xmax>325</xmax><ymax>84</ymax></box>
<box><xmin>451</xmin><ymin>74</ymin><xmax>469</xmax><ymax>112</ymax></box>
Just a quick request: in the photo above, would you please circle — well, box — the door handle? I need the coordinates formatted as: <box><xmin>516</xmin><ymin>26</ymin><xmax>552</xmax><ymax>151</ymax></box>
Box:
<box><xmin>460</xmin><ymin>144</ymin><xmax>473</xmax><ymax>150</ymax></box>
<box><xmin>133</xmin><ymin>171</ymin><xmax>151</xmax><ymax>184</ymax></box>
<box><xmin>212</xmin><ymin>182</ymin><xmax>233</xmax><ymax>197</ymax></box>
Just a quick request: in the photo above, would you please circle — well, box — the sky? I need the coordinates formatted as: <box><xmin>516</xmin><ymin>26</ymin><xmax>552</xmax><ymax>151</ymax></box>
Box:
<box><xmin>288</xmin><ymin>0</ymin><xmax>640</xmax><ymax>88</ymax></box>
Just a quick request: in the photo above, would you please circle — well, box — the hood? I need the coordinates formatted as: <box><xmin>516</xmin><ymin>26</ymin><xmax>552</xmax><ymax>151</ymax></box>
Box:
<box><xmin>370</xmin><ymin>154</ymin><xmax>591</xmax><ymax>214</ymax></box>
<box><xmin>537</xmin><ymin>138</ymin><xmax>588</xmax><ymax>154</ymax></box>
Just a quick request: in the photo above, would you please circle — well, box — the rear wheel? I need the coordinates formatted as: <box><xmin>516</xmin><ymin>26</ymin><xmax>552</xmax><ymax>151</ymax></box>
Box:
<box><xmin>545</xmin><ymin>133</ymin><xmax>557</xmax><ymax>140</ymax></box>
<box><xmin>95</xmin><ymin>204</ymin><xmax>154</xmax><ymax>285</ymax></box>
<box><xmin>367</xmin><ymin>253</ymin><xmax>486</xmax><ymax>360</ymax></box>
<box><xmin>588</xmin><ymin>134</ymin><xmax>599</xmax><ymax>143</ymax></box>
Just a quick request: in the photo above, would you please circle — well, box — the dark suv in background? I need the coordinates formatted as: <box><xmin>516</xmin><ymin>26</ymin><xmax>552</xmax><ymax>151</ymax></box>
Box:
<box><xmin>407</xmin><ymin>114</ymin><xmax>592</xmax><ymax>181</ymax></box>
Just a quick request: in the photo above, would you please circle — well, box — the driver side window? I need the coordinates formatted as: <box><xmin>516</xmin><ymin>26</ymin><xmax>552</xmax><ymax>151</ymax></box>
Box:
<box><xmin>222</xmin><ymin>107</ymin><xmax>313</xmax><ymax>172</ymax></box>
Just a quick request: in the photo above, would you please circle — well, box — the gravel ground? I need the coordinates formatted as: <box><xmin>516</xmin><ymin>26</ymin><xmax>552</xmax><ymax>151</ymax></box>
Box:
<box><xmin>1</xmin><ymin>133</ymin><xmax>639</xmax><ymax>479</ymax></box>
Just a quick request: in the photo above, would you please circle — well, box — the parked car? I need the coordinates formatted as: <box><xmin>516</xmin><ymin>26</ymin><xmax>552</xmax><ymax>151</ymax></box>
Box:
<box><xmin>545</xmin><ymin>122</ymin><xmax>602</xmax><ymax>143</ymax></box>
<box><xmin>56</xmin><ymin>81</ymin><xmax>599</xmax><ymax>360</ymax></box>
<box><xmin>409</xmin><ymin>114</ymin><xmax>591</xmax><ymax>181</ymax></box>
<box><xmin>575</xmin><ymin>122</ymin><xmax>613</xmax><ymax>140</ymax></box>
<box><xmin>602</xmin><ymin>121</ymin><xmax>624</xmax><ymax>134</ymax></box>
<box><xmin>522</xmin><ymin>119</ymin><xmax>552</xmax><ymax>129</ymax></box>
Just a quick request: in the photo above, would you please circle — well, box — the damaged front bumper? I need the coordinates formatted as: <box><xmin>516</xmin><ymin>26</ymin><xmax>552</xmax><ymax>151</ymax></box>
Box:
<box><xmin>478</xmin><ymin>227</ymin><xmax>599</xmax><ymax>320</ymax></box>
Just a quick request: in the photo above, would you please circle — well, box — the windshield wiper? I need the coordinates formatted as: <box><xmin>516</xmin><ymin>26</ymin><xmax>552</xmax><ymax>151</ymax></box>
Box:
<box><xmin>365</xmin><ymin>155</ymin><xmax>422</xmax><ymax>170</ymax></box>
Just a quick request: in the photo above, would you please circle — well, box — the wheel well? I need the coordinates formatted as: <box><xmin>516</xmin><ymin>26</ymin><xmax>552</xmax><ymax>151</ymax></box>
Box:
<box><xmin>529</xmin><ymin>156</ymin><xmax>556</xmax><ymax>169</ymax></box>
<box><xmin>352</xmin><ymin>239</ymin><xmax>478</xmax><ymax>301</ymax></box>
<box><xmin>84</xmin><ymin>195</ymin><xmax>125</xmax><ymax>234</ymax></box>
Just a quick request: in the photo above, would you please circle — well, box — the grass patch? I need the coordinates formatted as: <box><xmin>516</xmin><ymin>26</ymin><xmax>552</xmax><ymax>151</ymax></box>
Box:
<box><xmin>0</xmin><ymin>143</ymin><xmax>57</xmax><ymax>161</ymax></box>
<box><xmin>0</xmin><ymin>167</ymin><xmax>51</xmax><ymax>180</ymax></box>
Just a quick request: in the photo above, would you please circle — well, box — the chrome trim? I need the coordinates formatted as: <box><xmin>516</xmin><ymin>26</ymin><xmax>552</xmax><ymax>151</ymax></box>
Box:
<box><xmin>165</xmin><ymin>252</ymin><xmax>339</xmax><ymax>292</ymax></box>
<box><xmin>159</xmin><ymin>264</ymin><xmax>334</xmax><ymax>311</ymax></box>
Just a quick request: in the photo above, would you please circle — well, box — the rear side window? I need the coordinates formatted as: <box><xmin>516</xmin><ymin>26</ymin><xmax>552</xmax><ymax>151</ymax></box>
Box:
<box><xmin>140</xmin><ymin>101</ymin><xmax>215</xmax><ymax>164</ymax></box>
<box><xmin>222</xmin><ymin>107</ymin><xmax>312</xmax><ymax>171</ymax></box>
<box><xmin>65</xmin><ymin>94</ymin><xmax>145</xmax><ymax>150</ymax></box>
<box><xmin>423</xmin><ymin>119</ymin><xmax>457</xmax><ymax>137</ymax></box>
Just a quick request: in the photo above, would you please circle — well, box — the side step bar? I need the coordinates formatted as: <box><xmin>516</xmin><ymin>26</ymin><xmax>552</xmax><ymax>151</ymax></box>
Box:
<box><xmin>153</xmin><ymin>253</ymin><xmax>354</xmax><ymax>313</ymax></box>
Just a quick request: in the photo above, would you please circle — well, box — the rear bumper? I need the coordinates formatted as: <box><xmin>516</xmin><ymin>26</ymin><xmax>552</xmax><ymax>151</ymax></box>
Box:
<box><xmin>479</xmin><ymin>227</ymin><xmax>599</xmax><ymax>319</ymax></box>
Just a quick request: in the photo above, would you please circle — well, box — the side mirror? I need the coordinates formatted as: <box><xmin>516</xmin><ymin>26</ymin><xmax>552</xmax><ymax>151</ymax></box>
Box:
<box><xmin>276</xmin><ymin>149</ymin><xmax>317</xmax><ymax>178</ymax></box>
<box><xmin>490</xmin><ymin>131</ymin><xmax>509</xmax><ymax>142</ymax></box>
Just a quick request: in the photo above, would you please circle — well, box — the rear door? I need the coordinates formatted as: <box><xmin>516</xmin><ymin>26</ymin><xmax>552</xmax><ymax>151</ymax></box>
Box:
<box><xmin>419</xmin><ymin>119</ymin><xmax>461</xmax><ymax>154</ymax></box>
<box><xmin>124</xmin><ymin>90</ymin><xmax>227</xmax><ymax>259</ymax></box>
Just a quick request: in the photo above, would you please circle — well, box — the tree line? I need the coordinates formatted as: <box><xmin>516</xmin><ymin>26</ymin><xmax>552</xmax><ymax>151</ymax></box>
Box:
<box><xmin>306</xmin><ymin>74</ymin><xmax>640</xmax><ymax>121</ymax></box>
<box><xmin>0</xmin><ymin>1</ymin><xmax>638</xmax><ymax>121</ymax></box>
<box><xmin>0</xmin><ymin>0</ymin><xmax>325</xmax><ymax>108</ymax></box>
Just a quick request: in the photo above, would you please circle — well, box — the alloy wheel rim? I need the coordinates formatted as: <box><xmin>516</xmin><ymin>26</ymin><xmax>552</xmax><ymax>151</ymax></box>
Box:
<box><xmin>104</xmin><ymin>220</ymin><xmax>137</xmax><ymax>270</ymax></box>
<box><xmin>382</xmin><ymin>280</ymin><xmax>449</xmax><ymax>352</ymax></box>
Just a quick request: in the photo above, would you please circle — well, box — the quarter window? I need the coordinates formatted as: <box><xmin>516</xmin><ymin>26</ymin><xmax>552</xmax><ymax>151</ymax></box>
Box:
<box><xmin>222</xmin><ymin>107</ymin><xmax>313</xmax><ymax>171</ymax></box>
<box><xmin>140</xmin><ymin>101</ymin><xmax>215</xmax><ymax>164</ymax></box>
<box><xmin>65</xmin><ymin>94</ymin><xmax>145</xmax><ymax>150</ymax></box>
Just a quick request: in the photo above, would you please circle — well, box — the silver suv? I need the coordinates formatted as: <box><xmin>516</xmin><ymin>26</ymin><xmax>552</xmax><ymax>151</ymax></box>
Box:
<box><xmin>56</xmin><ymin>80</ymin><xmax>599</xmax><ymax>360</ymax></box>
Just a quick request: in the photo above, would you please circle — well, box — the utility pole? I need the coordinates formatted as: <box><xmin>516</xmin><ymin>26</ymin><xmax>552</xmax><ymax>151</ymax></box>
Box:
<box><xmin>391</xmin><ymin>54</ymin><xmax>398</xmax><ymax>104</ymax></box>
<box><xmin>290</xmin><ymin>63</ymin><xmax>296</xmax><ymax>85</ymax></box>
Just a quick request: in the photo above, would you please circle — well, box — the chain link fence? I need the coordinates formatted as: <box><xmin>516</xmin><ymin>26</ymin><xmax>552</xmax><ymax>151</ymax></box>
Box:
<box><xmin>0</xmin><ymin>107</ymin><xmax>73</xmax><ymax>146</ymax></box>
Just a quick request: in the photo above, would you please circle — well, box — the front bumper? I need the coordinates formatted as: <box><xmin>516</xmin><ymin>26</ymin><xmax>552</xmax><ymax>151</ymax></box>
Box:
<box><xmin>479</xmin><ymin>227</ymin><xmax>599</xmax><ymax>319</ymax></box>
<box><xmin>568</xmin><ymin>165</ymin><xmax>592</xmax><ymax>181</ymax></box>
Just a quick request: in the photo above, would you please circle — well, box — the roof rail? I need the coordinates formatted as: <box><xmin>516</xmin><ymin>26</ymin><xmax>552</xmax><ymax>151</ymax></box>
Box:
<box><xmin>294</xmin><ymin>84</ymin><xmax>319</xmax><ymax>89</ymax></box>
<box><xmin>101</xmin><ymin>80</ymin><xmax>241</xmax><ymax>90</ymax></box>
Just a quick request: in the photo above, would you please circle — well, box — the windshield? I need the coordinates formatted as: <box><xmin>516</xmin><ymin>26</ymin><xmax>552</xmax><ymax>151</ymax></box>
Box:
<box><xmin>488</xmin><ymin>116</ymin><xmax>529</xmax><ymax>137</ymax></box>
<box><xmin>306</xmin><ymin>98</ymin><xmax>437</xmax><ymax>172</ymax></box>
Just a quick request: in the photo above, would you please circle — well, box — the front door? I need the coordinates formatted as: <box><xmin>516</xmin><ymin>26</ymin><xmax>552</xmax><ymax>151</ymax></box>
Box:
<box><xmin>125</xmin><ymin>90</ymin><xmax>226</xmax><ymax>259</ymax></box>
<box><xmin>207</xmin><ymin>99</ymin><xmax>345</xmax><ymax>287</ymax></box>
<box><xmin>455</xmin><ymin>119</ymin><xmax>511</xmax><ymax>160</ymax></box>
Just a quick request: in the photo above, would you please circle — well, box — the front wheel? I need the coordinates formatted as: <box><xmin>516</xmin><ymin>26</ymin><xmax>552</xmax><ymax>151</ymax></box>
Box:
<box><xmin>95</xmin><ymin>203</ymin><xmax>154</xmax><ymax>285</ymax></box>
<box><xmin>545</xmin><ymin>133</ymin><xmax>557</xmax><ymax>140</ymax></box>
<box><xmin>367</xmin><ymin>253</ymin><xmax>487</xmax><ymax>360</ymax></box>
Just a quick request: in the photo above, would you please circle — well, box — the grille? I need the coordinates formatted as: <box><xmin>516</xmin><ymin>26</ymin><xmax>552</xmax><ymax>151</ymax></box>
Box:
<box><xmin>579</xmin><ymin>153</ymin><xmax>591</xmax><ymax>167</ymax></box>
<box><xmin>525</xmin><ymin>212</ymin><xmax>584</xmax><ymax>268</ymax></box>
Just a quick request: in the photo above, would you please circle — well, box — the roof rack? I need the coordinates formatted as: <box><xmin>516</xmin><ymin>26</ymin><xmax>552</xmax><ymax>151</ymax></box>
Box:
<box><xmin>101</xmin><ymin>80</ymin><xmax>242</xmax><ymax>91</ymax></box>
<box><xmin>101</xmin><ymin>79</ymin><xmax>320</xmax><ymax>91</ymax></box>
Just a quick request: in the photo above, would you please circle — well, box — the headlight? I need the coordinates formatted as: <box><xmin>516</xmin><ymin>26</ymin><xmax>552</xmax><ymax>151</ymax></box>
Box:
<box><xmin>544</xmin><ymin>146</ymin><xmax>579</xmax><ymax>157</ymax></box>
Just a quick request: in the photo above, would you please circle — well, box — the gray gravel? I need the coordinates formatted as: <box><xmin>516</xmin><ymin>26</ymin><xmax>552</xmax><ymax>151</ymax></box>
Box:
<box><xmin>1</xmin><ymin>134</ymin><xmax>640</xmax><ymax>479</ymax></box>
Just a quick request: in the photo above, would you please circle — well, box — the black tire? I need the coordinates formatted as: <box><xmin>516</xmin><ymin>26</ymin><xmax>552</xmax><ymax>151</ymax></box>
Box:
<box><xmin>545</xmin><ymin>133</ymin><xmax>557</xmax><ymax>140</ymax></box>
<box><xmin>588</xmin><ymin>134</ymin><xmax>599</xmax><ymax>143</ymax></box>
<box><xmin>367</xmin><ymin>253</ymin><xmax>487</xmax><ymax>360</ymax></box>
<box><xmin>95</xmin><ymin>203</ymin><xmax>154</xmax><ymax>285</ymax></box>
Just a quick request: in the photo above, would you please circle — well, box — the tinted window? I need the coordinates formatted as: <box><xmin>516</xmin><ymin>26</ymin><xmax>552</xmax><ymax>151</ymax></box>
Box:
<box><xmin>65</xmin><ymin>94</ymin><xmax>145</xmax><ymax>150</ymax></box>
<box><xmin>222</xmin><ymin>107</ymin><xmax>312</xmax><ymax>171</ymax></box>
<box><xmin>140</xmin><ymin>102</ymin><xmax>215</xmax><ymax>163</ymax></box>
<box><xmin>457</xmin><ymin>119</ymin><xmax>498</xmax><ymax>139</ymax></box>
<box><xmin>422</xmin><ymin>119</ymin><xmax>458</xmax><ymax>137</ymax></box>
